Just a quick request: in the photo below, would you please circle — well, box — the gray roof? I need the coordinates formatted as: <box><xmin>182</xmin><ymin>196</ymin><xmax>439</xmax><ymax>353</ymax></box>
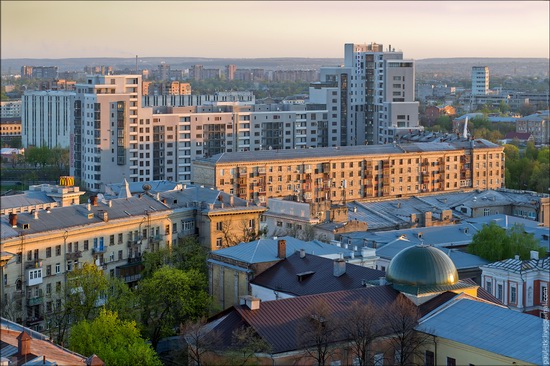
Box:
<box><xmin>250</xmin><ymin>251</ymin><xmax>385</xmax><ymax>296</ymax></box>
<box><xmin>210</xmin><ymin>236</ymin><xmax>352</xmax><ymax>264</ymax></box>
<box><xmin>416</xmin><ymin>297</ymin><xmax>546</xmax><ymax>365</ymax></box>
<box><xmin>198</xmin><ymin>140</ymin><xmax>500</xmax><ymax>165</ymax></box>
<box><xmin>0</xmin><ymin>191</ymin><xmax>56</xmax><ymax>210</ymax></box>
<box><xmin>375</xmin><ymin>239</ymin><xmax>488</xmax><ymax>270</ymax></box>
<box><xmin>1</xmin><ymin>194</ymin><xmax>170</xmax><ymax>240</ymax></box>
<box><xmin>481</xmin><ymin>257</ymin><xmax>550</xmax><ymax>274</ymax></box>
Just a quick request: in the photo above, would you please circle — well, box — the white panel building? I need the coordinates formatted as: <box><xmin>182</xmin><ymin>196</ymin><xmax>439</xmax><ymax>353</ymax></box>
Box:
<box><xmin>22</xmin><ymin>91</ymin><xmax>75</xmax><ymax>148</ymax></box>
<box><xmin>471</xmin><ymin>66</ymin><xmax>490</xmax><ymax>96</ymax></box>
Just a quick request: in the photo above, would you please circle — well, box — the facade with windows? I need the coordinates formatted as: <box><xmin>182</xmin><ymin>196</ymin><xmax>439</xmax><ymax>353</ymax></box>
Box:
<box><xmin>192</xmin><ymin>139</ymin><xmax>505</xmax><ymax>206</ymax></box>
<box><xmin>0</xmin><ymin>185</ymin><xmax>264</xmax><ymax>332</ymax></box>
<box><xmin>339</xmin><ymin>42</ymin><xmax>422</xmax><ymax>145</ymax></box>
<box><xmin>21</xmin><ymin>91</ymin><xmax>75</xmax><ymax>148</ymax></box>
<box><xmin>481</xmin><ymin>255</ymin><xmax>549</xmax><ymax>318</ymax></box>
<box><xmin>471</xmin><ymin>66</ymin><xmax>489</xmax><ymax>96</ymax></box>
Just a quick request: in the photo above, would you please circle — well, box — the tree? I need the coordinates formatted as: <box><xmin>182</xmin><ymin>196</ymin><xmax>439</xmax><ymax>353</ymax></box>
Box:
<box><xmin>69</xmin><ymin>309</ymin><xmax>162</xmax><ymax>366</ymax></box>
<box><xmin>227</xmin><ymin>326</ymin><xmax>271</xmax><ymax>366</ymax></box>
<box><xmin>45</xmin><ymin>263</ymin><xmax>137</xmax><ymax>345</ymax></box>
<box><xmin>342</xmin><ymin>301</ymin><xmax>382</xmax><ymax>366</ymax></box>
<box><xmin>383</xmin><ymin>295</ymin><xmax>431</xmax><ymax>366</ymax></box>
<box><xmin>138</xmin><ymin>266</ymin><xmax>211</xmax><ymax>350</ymax></box>
<box><xmin>297</xmin><ymin>298</ymin><xmax>339</xmax><ymax>366</ymax></box>
<box><xmin>181</xmin><ymin>317</ymin><xmax>222</xmax><ymax>366</ymax></box>
<box><xmin>468</xmin><ymin>222</ymin><xmax>546</xmax><ymax>261</ymax></box>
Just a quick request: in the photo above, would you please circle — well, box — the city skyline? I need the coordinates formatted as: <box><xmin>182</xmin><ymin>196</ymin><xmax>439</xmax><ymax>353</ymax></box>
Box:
<box><xmin>1</xmin><ymin>1</ymin><xmax>549</xmax><ymax>60</ymax></box>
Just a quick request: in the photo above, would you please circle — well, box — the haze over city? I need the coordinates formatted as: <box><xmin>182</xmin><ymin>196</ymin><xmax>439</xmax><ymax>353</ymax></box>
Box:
<box><xmin>2</xmin><ymin>1</ymin><xmax>549</xmax><ymax>60</ymax></box>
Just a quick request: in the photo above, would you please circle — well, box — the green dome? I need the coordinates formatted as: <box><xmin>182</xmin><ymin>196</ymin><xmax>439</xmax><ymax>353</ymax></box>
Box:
<box><xmin>386</xmin><ymin>245</ymin><xmax>458</xmax><ymax>287</ymax></box>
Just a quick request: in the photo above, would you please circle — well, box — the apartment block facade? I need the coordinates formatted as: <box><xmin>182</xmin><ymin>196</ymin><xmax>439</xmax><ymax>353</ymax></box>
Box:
<box><xmin>192</xmin><ymin>140</ymin><xmax>505</xmax><ymax>206</ymax></box>
<box><xmin>21</xmin><ymin>91</ymin><xmax>75</xmax><ymax>148</ymax></box>
<box><xmin>333</xmin><ymin>42</ymin><xmax>422</xmax><ymax>145</ymax></box>
<box><xmin>0</xmin><ymin>186</ymin><xmax>265</xmax><ymax>331</ymax></box>
<box><xmin>471</xmin><ymin>66</ymin><xmax>490</xmax><ymax>96</ymax></box>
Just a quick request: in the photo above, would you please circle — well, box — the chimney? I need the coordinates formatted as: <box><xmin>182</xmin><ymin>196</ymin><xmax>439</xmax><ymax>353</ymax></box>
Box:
<box><xmin>300</xmin><ymin>248</ymin><xmax>306</xmax><ymax>258</ymax></box>
<box><xmin>530</xmin><ymin>250</ymin><xmax>539</xmax><ymax>260</ymax></box>
<box><xmin>9</xmin><ymin>213</ymin><xmax>18</xmax><ymax>227</ymax></box>
<box><xmin>240</xmin><ymin>295</ymin><xmax>260</xmax><ymax>310</ymax></box>
<box><xmin>87</xmin><ymin>203</ymin><xmax>91</xmax><ymax>211</ymax></box>
<box><xmin>17</xmin><ymin>331</ymin><xmax>31</xmax><ymax>356</ymax></box>
<box><xmin>333</xmin><ymin>258</ymin><xmax>346</xmax><ymax>277</ymax></box>
<box><xmin>108</xmin><ymin>200</ymin><xmax>112</xmax><ymax>208</ymax></box>
<box><xmin>277</xmin><ymin>239</ymin><xmax>286</xmax><ymax>259</ymax></box>
<box><xmin>514</xmin><ymin>255</ymin><xmax>520</xmax><ymax>260</ymax></box>
<box><xmin>230</xmin><ymin>195</ymin><xmax>234</xmax><ymax>206</ymax></box>
<box><xmin>90</xmin><ymin>195</ymin><xmax>98</xmax><ymax>206</ymax></box>
<box><xmin>33</xmin><ymin>211</ymin><xmax>38</xmax><ymax>219</ymax></box>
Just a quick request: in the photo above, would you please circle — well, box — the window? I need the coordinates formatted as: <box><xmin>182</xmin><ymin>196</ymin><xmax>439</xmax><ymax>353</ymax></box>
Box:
<box><xmin>55</xmin><ymin>263</ymin><xmax>61</xmax><ymax>274</ymax></box>
<box><xmin>55</xmin><ymin>245</ymin><xmax>61</xmax><ymax>256</ymax></box>
<box><xmin>110</xmin><ymin>235</ymin><xmax>115</xmax><ymax>246</ymax></box>
<box><xmin>497</xmin><ymin>284</ymin><xmax>503</xmax><ymax>300</ymax></box>
<box><xmin>373</xmin><ymin>353</ymin><xmax>384</xmax><ymax>366</ymax></box>
<box><xmin>276</xmin><ymin>221</ymin><xmax>282</xmax><ymax>227</ymax></box>
<box><xmin>118</xmin><ymin>233</ymin><xmax>123</xmax><ymax>244</ymax></box>
<box><xmin>216</xmin><ymin>238</ymin><xmax>223</xmax><ymax>248</ymax></box>
<box><xmin>46</xmin><ymin>265</ymin><xmax>51</xmax><ymax>276</ymax></box>
<box><xmin>446</xmin><ymin>357</ymin><xmax>456</xmax><ymax>366</ymax></box>
<box><xmin>424</xmin><ymin>351</ymin><xmax>435</xmax><ymax>366</ymax></box>
<box><xmin>84</xmin><ymin>240</ymin><xmax>89</xmax><ymax>251</ymax></box>
<box><xmin>46</xmin><ymin>247</ymin><xmax>52</xmax><ymax>258</ymax></box>
<box><xmin>542</xmin><ymin>284</ymin><xmax>548</xmax><ymax>304</ymax></box>
<box><xmin>486</xmin><ymin>280</ymin><xmax>492</xmax><ymax>294</ymax></box>
<box><xmin>216</xmin><ymin>222</ymin><xmax>223</xmax><ymax>231</ymax></box>
<box><xmin>483</xmin><ymin>208</ymin><xmax>490</xmax><ymax>216</ymax></box>
<box><xmin>510</xmin><ymin>285</ymin><xmax>517</xmax><ymax>304</ymax></box>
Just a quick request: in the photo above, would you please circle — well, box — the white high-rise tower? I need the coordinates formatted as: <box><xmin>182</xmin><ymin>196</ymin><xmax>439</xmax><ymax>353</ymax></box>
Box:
<box><xmin>471</xmin><ymin>66</ymin><xmax>490</xmax><ymax>96</ymax></box>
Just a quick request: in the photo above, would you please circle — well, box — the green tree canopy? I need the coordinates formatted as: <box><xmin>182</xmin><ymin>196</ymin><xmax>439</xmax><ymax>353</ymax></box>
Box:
<box><xmin>69</xmin><ymin>309</ymin><xmax>161</xmax><ymax>366</ymax></box>
<box><xmin>138</xmin><ymin>266</ymin><xmax>210</xmax><ymax>350</ymax></box>
<box><xmin>468</xmin><ymin>222</ymin><xmax>546</xmax><ymax>261</ymax></box>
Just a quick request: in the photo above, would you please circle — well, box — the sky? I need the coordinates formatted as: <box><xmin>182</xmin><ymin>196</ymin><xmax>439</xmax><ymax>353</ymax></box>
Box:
<box><xmin>1</xmin><ymin>1</ymin><xmax>549</xmax><ymax>60</ymax></box>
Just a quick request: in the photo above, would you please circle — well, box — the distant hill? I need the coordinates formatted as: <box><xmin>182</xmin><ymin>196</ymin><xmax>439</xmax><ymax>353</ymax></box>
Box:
<box><xmin>1</xmin><ymin>57</ymin><xmax>547</xmax><ymax>78</ymax></box>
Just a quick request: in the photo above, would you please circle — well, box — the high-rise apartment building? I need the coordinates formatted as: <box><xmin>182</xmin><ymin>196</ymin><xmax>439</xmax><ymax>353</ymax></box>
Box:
<box><xmin>471</xmin><ymin>66</ymin><xmax>490</xmax><ymax>96</ymax></box>
<box><xmin>226</xmin><ymin>64</ymin><xmax>237</xmax><ymax>80</ymax></box>
<box><xmin>158</xmin><ymin>63</ymin><xmax>171</xmax><ymax>81</ymax></box>
<box><xmin>21</xmin><ymin>91</ymin><xmax>75</xmax><ymax>148</ymax></box>
<box><xmin>72</xmin><ymin>75</ymin><xmax>154</xmax><ymax>191</ymax></box>
<box><xmin>317</xmin><ymin>43</ymin><xmax>421</xmax><ymax>145</ymax></box>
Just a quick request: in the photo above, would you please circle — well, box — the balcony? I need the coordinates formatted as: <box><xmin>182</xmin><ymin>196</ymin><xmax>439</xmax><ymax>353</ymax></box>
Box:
<box><xmin>65</xmin><ymin>251</ymin><xmax>82</xmax><ymax>260</ymax></box>
<box><xmin>149</xmin><ymin>234</ymin><xmax>163</xmax><ymax>244</ymax></box>
<box><xmin>25</xmin><ymin>259</ymin><xmax>42</xmax><ymax>270</ymax></box>
<box><xmin>92</xmin><ymin>246</ymin><xmax>106</xmax><ymax>254</ymax></box>
<box><xmin>27</xmin><ymin>296</ymin><xmax>44</xmax><ymax>306</ymax></box>
<box><xmin>25</xmin><ymin>316</ymin><xmax>44</xmax><ymax>326</ymax></box>
<box><xmin>127</xmin><ymin>239</ymin><xmax>141</xmax><ymax>247</ymax></box>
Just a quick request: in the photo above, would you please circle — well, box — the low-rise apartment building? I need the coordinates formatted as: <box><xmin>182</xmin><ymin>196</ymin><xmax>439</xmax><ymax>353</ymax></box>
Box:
<box><xmin>0</xmin><ymin>184</ymin><xmax>264</xmax><ymax>331</ymax></box>
<box><xmin>192</xmin><ymin>139</ymin><xmax>504</xmax><ymax>206</ymax></box>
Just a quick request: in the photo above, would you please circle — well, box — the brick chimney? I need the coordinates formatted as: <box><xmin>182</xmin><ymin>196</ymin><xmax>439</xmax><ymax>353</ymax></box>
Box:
<box><xmin>333</xmin><ymin>258</ymin><xmax>346</xmax><ymax>277</ymax></box>
<box><xmin>277</xmin><ymin>239</ymin><xmax>286</xmax><ymax>259</ymax></box>
<box><xmin>9</xmin><ymin>213</ymin><xmax>17</xmax><ymax>227</ymax></box>
<box><xmin>17</xmin><ymin>331</ymin><xmax>31</xmax><ymax>356</ymax></box>
<box><xmin>90</xmin><ymin>195</ymin><xmax>98</xmax><ymax>206</ymax></box>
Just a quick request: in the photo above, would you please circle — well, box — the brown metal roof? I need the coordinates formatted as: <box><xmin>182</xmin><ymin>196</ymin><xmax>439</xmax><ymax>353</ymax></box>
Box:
<box><xmin>211</xmin><ymin>286</ymin><xmax>401</xmax><ymax>354</ymax></box>
<box><xmin>250</xmin><ymin>252</ymin><xmax>385</xmax><ymax>296</ymax></box>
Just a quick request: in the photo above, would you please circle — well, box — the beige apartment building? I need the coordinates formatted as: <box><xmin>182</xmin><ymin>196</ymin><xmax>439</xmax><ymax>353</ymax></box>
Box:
<box><xmin>192</xmin><ymin>139</ymin><xmax>504</xmax><ymax>206</ymax></box>
<box><xmin>0</xmin><ymin>184</ymin><xmax>264</xmax><ymax>331</ymax></box>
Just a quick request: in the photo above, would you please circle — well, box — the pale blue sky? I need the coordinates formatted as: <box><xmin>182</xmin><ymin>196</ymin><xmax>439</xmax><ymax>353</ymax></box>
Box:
<box><xmin>1</xmin><ymin>1</ymin><xmax>548</xmax><ymax>59</ymax></box>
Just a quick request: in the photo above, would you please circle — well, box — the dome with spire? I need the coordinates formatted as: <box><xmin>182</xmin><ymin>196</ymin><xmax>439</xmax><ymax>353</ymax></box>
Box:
<box><xmin>386</xmin><ymin>245</ymin><xmax>458</xmax><ymax>288</ymax></box>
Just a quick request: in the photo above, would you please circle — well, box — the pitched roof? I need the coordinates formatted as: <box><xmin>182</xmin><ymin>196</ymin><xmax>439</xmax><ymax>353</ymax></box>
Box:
<box><xmin>505</xmin><ymin>131</ymin><xmax>532</xmax><ymax>140</ymax></box>
<box><xmin>416</xmin><ymin>297</ymin><xmax>546</xmax><ymax>364</ymax></box>
<box><xmin>481</xmin><ymin>257</ymin><xmax>550</xmax><ymax>274</ymax></box>
<box><xmin>250</xmin><ymin>252</ymin><xmax>385</xmax><ymax>296</ymax></box>
<box><xmin>211</xmin><ymin>286</ymin><xmax>402</xmax><ymax>354</ymax></box>
<box><xmin>210</xmin><ymin>236</ymin><xmax>352</xmax><ymax>264</ymax></box>
<box><xmin>198</xmin><ymin>140</ymin><xmax>500</xmax><ymax>165</ymax></box>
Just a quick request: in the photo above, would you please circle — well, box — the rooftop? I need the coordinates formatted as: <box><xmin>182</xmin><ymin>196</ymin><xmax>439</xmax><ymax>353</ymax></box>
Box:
<box><xmin>209</xmin><ymin>236</ymin><xmax>352</xmax><ymax>264</ymax></box>
<box><xmin>250</xmin><ymin>251</ymin><xmax>385</xmax><ymax>296</ymax></box>
<box><xmin>416</xmin><ymin>297</ymin><xmax>546</xmax><ymax>365</ymax></box>
<box><xmin>198</xmin><ymin>140</ymin><xmax>500</xmax><ymax>165</ymax></box>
